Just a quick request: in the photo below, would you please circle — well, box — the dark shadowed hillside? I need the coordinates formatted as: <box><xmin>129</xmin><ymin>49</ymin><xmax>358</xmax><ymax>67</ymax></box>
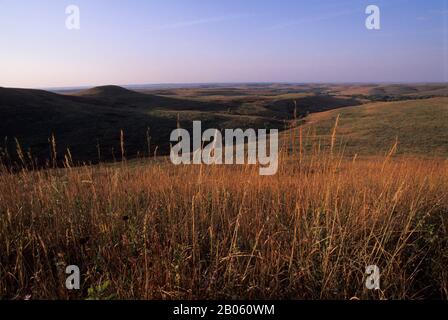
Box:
<box><xmin>0</xmin><ymin>86</ymin><xmax>173</xmax><ymax>163</ymax></box>
<box><xmin>2</xmin><ymin>83</ymin><xmax>446</xmax><ymax>166</ymax></box>
<box><xmin>264</xmin><ymin>94</ymin><xmax>362</xmax><ymax>118</ymax></box>
<box><xmin>0</xmin><ymin>86</ymin><xmax>283</xmax><ymax>165</ymax></box>
<box><xmin>73</xmin><ymin>85</ymin><xmax>230</xmax><ymax>111</ymax></box>
<box><xmin>75</xmin><ymin>85</ymin><xmax>138</xmax><ymax>97</ymax></box>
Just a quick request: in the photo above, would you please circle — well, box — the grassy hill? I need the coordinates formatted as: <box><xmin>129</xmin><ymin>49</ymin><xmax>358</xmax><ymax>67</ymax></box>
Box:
<box><xmin>326</xmin><ymin>83</ymin><xmax>448</xmax><ymax>97</ymax></box>
<box><xmin>1</xmin><ymin>84</ymin><xmax>448</xmax><ymax>299</ymax></box>
<box><xmin>75</xmin><ymin>85</ymin><xmax>139</xmax><ymax>97</ymax></box>
<box><xmin>0</xmin><ymin>86</ymin><xmax>284</xmax><ymax>165</ymax></box>
<box><xmin>292</xmin><ymin>97</ymin><xmax>448</xmax><ymax>157</ymax></box>
<box><xmin>1</xmin><ymin>83</ymin><xmax>447</xmax><ymax>166</ymax></box>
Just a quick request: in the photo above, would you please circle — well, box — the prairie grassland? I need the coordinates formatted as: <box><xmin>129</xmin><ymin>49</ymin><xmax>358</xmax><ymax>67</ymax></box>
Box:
<box><xmin>300</xmin><ymin>97</ymin><xmax>448</xmax><ymax>157</ymax></box>
<box><xmin>0</xmin><ymin>130</ymin><xmax>447</xmax><ymax>300</ymax></box>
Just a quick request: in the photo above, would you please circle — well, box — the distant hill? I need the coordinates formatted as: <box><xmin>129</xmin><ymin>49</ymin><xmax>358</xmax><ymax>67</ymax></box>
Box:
<box><xmin>0</xmin><ymin>86</ymin><xmax>168</xmax><ymax>163</ymax></box>
<box><xmin>264</xmin><ymin>94</ymin><xmax>362</xmax><ymax>118</ymax></box>
<box><xmin>72</xmin><ymin>85</ymin><xmax>231</xmax><ymax>111</ymax></box>
<box><xmin>329</xmin><ymin>84</ymin><xmax>448</xmax><ymax>97</ymax></box>
<box><xmin>2</xmin><ymin>83</ymin><xmax>447</xmax><ymax>166</ymax></box>
<box><xmin>0</xmin><ymin>86</ymin><xmax>282</xmax><ymax>165</ymax></box>
<box><xmin>75</xmin><ymin>85</ymin><xmax>138</xmax><ymax>97</ymax></box>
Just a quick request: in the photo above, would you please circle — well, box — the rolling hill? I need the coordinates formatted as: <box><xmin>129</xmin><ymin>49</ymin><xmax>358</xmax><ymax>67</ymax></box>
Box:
<box><xmin>75</xmin><ymin>85</ymin><xmax>139</xmax><ymax>97</ymax></box>
<box><xmin>328</xmin><ymin>83</ymin><xmax>448</xmax><ymax>97</ymax></box>
<box><xmin>1</xmin><ymin>83</ymin><xmax>447</xmax><ymax>166</ymax></box>
<box><xmin>0</xmin><ymin>85</ymin><xmax>283</xmax><ymax>165</ymax></box>
<box><xmin>290</xmin><ymin>97</ymin><xmax>448</xmax><ymax>157</ymax></box>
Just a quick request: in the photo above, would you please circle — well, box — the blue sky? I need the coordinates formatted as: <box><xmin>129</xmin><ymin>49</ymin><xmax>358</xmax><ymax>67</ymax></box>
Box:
<box><xmin>0</xmin><ymin>0</ymin><xmax>447</xmax><ymax>88</ymax></box>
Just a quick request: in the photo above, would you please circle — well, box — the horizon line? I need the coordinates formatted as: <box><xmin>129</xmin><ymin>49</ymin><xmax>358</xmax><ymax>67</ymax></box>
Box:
<box><xmin>3</xmin><ymin>81</ymin><xmax>446</xmax><ymax>91</ymax></box>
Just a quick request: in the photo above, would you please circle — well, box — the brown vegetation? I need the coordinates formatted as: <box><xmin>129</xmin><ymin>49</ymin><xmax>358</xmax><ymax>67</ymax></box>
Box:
<box><xmin>0</xmin><ymin>128</ymin><xmax>447</xmax><ymax>300</ymax></box>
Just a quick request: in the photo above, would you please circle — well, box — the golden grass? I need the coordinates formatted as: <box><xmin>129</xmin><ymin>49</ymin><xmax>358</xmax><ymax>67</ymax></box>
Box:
<box><xmin>0</xmin><ymin>129</ymin><xmax>447</xmax><ymax>300</ymax></box>
<box><xmin>299</xmin><ymin>98</ymin><xmax>448</xmax><ymax>157</ymax></box>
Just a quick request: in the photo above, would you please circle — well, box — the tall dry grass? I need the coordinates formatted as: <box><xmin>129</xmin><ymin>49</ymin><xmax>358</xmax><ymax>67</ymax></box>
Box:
<box><xmin>0</xmin><ymin>125</ymin><xmax>447</xmax><ymax>300</ymax></box>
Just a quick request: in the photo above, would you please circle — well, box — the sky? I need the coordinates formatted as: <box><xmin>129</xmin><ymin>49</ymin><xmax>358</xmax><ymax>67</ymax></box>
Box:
<box><xmin>0</xmin><ymin>0</ymin><xmax>447</xmax><ymax>88</ymax></box>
